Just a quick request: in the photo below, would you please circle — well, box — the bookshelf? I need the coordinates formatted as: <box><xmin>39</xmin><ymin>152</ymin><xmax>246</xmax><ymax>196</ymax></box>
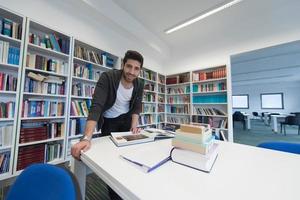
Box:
<box><xmin>157</xmin><ymin>73</ymin><xmax>166</xmax><ymax>128</ymax></box>
<box><xmin>139</xmin><ymin>67</ymin><xmax>157</xmax><ymax>128</ymax></box>
<box><xmin>165</xmin><ymin>72</ymin><xmax>191</xmax><ymax>129</ymax></box>
<box><xmin>191</xmin><ymin>65</ymin><xmax>229</xmax><ymax>140</ymax></box>
<box><xmin>0</xmin><ymin>6</ymin><xmax>25</xmax><ymax>180</ymax></box>
<box><xmin>67</xmin><ymin>38</ymin><xmax>118</xmax><ymax>158</ymax></box>
<box><xmin>163</xmin><ymin>67</ymin><xmax>229</xmax><ymax>141</ymax></box>
<box><xmin>13</xmin><ymin>18</ymin><xmax>72</xmax><ymax>173</ymax></box>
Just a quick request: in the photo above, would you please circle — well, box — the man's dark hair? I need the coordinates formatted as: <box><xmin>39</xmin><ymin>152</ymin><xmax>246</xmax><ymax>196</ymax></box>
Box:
<box><xmin>123</xmin><ymin>50</ymin><xmax>143</xmax><ymax>68</ymax></box>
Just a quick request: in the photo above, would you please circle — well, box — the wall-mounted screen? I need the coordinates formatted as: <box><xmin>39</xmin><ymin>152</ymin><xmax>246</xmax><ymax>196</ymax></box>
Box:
<box><xmin>261</xmin><ymin>93</ymin><xmax>284</xmax><ymax>109</ymax></box>
<box><xmin>232</xmin><ymin>95</ymin><xmax>249</xmax><ymax>109</ymax></box>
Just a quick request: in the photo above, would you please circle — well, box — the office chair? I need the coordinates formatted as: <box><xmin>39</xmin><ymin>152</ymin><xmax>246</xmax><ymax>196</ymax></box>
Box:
<box><xmin>6</xmin><ymin>164</ymin><xmax>82</xmax><ymax>200</ymax></box>
<box><xmin>233</xmin><ymin>111</ymin><xmax>246</xmax><ymax>130</ymax></box>
<box><xmin>252</xmin><ymin>112</ymin><xmax>259</xmax><ymax>120</ymax></box>
<box><xmin>280</xmin><ymin>116</ymin><xmax>300</xmax><ymax>136</ymax></box>
<box><xmin>257</xmin><ymin>142</ymin><xmax>300</xmax><ymax>154</ymax></box>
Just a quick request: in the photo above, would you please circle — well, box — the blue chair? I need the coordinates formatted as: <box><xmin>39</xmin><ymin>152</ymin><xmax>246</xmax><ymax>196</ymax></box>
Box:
<box><xmin>6</xmin><ymin>164</ymin><xmax>82</xmax><ymax>200</ymax></box>
<box><xmin>257</xmin><ymin>142</ymin><xmax>300</xmax><ymax>154</ymax></box>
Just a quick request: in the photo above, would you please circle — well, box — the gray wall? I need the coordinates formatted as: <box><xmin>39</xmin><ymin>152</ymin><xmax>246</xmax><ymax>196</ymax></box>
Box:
<box><xmin>231</xmin><ymin>40</ymin><xmax>300</xmax><ymax>115</ymax></box>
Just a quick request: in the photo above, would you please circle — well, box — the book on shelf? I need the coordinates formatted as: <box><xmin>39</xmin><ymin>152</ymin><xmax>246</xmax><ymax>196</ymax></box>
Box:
<box><xmin>0</xmin><ymin>151</ymin><xmax>10</xmax><ymax>174</ymax></box>
<box><xmin>0</xmin><ymin>40</ymin><xmax>20</xmax><ymax>65</ymax></box>
<box><xmin>0</xmin><ymin>17</ymin><xmax>22</xmax><ymax>40</ymax></box>
<box><xmin>170</xmin><ymin>143</ymin><xmax>219</xmax><ymax>173</ymax></box>
<box><xmin>110</xmin><ymin>131</ymin><xmax>155</xmax><ymax>147</ymax></box>
<box><xmin>0</xmin><ymin>124</ymin><xmax>13</xmax><ymax>147</ymax></box>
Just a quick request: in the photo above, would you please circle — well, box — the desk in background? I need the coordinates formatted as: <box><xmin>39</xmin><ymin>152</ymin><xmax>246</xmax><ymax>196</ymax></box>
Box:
<box><xmin>72</xmin><ymin>137</ymin><xmax>300</xmax><ymax>200</ymax></box>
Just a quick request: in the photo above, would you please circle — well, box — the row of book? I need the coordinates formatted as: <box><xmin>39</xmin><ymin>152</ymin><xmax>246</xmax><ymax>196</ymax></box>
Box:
<box><xmin>167</xmin><ymin>96</ymin><xmax>190</xmax><ymax>104</ymax></box>
<box><xmin>17</xmin><ymin>142</ymin><xmax>62</xmax><ymax>170</ymax></box>
<box><xmin>70</xmin><ymin>100</ymin><xmax>91</xmax><ymax>117</ymax></box>
<box><xmin>193</xmin><ymin>67</ymin><xmax>226</xmax><ymax>81</ymax></box>
<box><xmin>0</xmin><ymin>40</ymin><xmax>20</xmax><ymax>65</ymax></box>
<box><xmin>22</xmin><ymin>100</ymin><xmax>64</xmax><ymax>117</ymax></box>
<box><xmin>193</xmin><ymin>95</ymin><xmax>227</xmax><ymax>103</ymax></box>
<box><xmin>26</xmin><ymin>53</ymin><xmax>67</xmax><ymax>74</ymax></box>
<box><xmin>193</xmin><ymin>106</ymin><xmax>227</xmax><ymax>116</ymax></box>
<box><xmin>140</xmin><ymin>70</ymin><xmax>156</xmax><ymax>81</ymax></box>
<box><xmin>73</xmin><ymin>63</ymin><xmax>102</xmax><ymax>81</ymax></box>
<box><xmin>192</xmin><ymin>116</ymin><xmax>228</xmax><ymax>129</ymax></box>
<box><xmin>193</xmin><ymin>82</ymin><xmax>226</xmax><ymax>93</ymax></box>
<box><xmin>158</xmin><ymin>75</ymin><xmax>165</xmax><ymax>84</ymax></box>
<box><xmin>0</xmin><ymin>72</ymin><xmax>17</xmax><ymax>91</ymax></box>
<box><xmin>167</xmin><ymin>86</ymin><xmax>190</xmax><ymax>94</ymax></box>
<box><xmin>167</xmin><ymin>116</ymin><xmax>190</xmax><ymax>124</ymax></box>
<box><xmin>69</xmin><ymin>118</ymin><xmax>86</xmax><ymax>136</ymax></box>
<box><xmin>143</xmin><ymin>93</ymin><xmax>155</xmax><ymax>102</ymax></box>
<box><xmin>0</xmin><ymin>17</ymin><xmax>22</xmax><ymax>39</ymax></box>
<box><xmin>139</xmin><ymin>115</ymin><xmax>155</xmax><ymax>125</ymax></box>
<box><xmin>157</xmin><ymin>115</ymin><xmax>164</xmax><ymax>123</ymax></box>
<box><xmin>158</xmin><ymin>95</ymin><xmax>165</xmax><ymax>103</ymax></box>
<box><xmin>158</xmin><ymin>104</ymin><xmax>165</xmax><ymax>112</ymax></box>
<box><xmin>72</xmin><ymin>82</ymin><xmax>95</xmax><ymax>97</ymax></box>
<box><xmin>144</xmin><ymin>83</ymin><xmax>155</xmax><ymax>92</ymax></box>
<box><xmin>0</xmin><ymin>124</ymin><xmax>13</xmax><ymax>147</ymax></box>
<box><xmin>20</xmin><ymin>121</ymin><xmax>64</xmax><ymax>144</ymax></box>
<box><xmin>166</xmin><ymin>105</ymin><xmax>189</xmax><ymax>114</ymax></box>
<box><xmin>166</xmin><ymin>73</ymin><xmax>190</xmax><ymax>85</ymax></box>
<box><xmin>0</xmin><ymin>151</ymin><xmax>10</xmax><ymax>174</ymax></box>
<box><xmin>29</xmin><ymin>32</ymin><xmax>69</xmax><ymax>54</ymax></box>
<box><xmin>74</xmin><ymin>45</ymin><xmax>103</xmax><ymax>65</ymax></box>
<box><xmin>0</xmin><ymin>102</ymin><xmax>15</xmax><ymax>118</ymax></box>
<box><xmin>158</xmin><ymin>86</ymin><xmax>165</xmax><ymax>93</ymax></box>
<box><xmin>142</xmin><ymin>104</ymin><xmax>156</xmax><ymax>113</ymax></box>
<box><xmin>24</xmin><ymin>77</ymin><xmax>65</xmax><ymax>95</ymax></box>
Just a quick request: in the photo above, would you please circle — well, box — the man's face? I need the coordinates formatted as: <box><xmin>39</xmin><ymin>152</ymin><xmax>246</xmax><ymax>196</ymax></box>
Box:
<box><xmin>122</xmin><ymin>59</ymin><xmax>141</xmax><ymax>82</ymax></box>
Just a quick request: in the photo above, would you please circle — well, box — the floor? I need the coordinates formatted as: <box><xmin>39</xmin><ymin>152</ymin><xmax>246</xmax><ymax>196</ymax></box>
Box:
<box><xmin>233</xmin><ymin>119</ymin><xmax>300</xmax><ymax>146</ymax></box>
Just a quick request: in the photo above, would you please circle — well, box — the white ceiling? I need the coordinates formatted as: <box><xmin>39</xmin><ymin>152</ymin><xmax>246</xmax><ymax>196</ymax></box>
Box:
<box><xmin>111</xmin><ymin>0</ymin><xmax>300</xmax><ymax>56</ymax></box>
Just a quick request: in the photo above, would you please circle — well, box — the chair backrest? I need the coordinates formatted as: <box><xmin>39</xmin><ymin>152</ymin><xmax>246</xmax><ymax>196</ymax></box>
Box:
<box><xmin>233</xmin><ymin>111</ymin><xmax>244</xmax><ymax>121</ymax></box>
<box><xmin>252</xmin><ymin>112</ymin><xmax>258</xmax><ymax>117</ymax></box>
<box><xmin>257</xmin><ymin>142</ymin><xmax>300</xmax><ymax>154</ymax></box>
<box><xmin>285</xmin><ymin>116</ymin><xmax>297</xmax><ymax>125</ymax></box>
<box><xmin>6</xmin><ymin>164</ymin><xmax>82</xmax><ymax>200</ymax></box>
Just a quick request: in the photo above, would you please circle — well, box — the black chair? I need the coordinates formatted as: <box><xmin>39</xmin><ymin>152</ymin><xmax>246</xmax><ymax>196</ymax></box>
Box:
<box><xmin>280</xmin><ymin>116</ymin><xmax>300</xmax><ymax>136</ymax></box>
<box><xmin>233</xmin><ymin>111</ymin><xmax>246</xmax><ymax>130</ymax></box>
<box><xmin>252</xmin><ymin>112</ymin><xmax>259</xmax><ymax>119</ymax></box>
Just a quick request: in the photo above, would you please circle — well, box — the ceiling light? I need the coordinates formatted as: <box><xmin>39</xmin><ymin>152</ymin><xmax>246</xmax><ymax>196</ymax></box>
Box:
<box><xmin>165</xmin><ymin>0</ymin><xmax>243</xmax><ymax>34</ymax></box>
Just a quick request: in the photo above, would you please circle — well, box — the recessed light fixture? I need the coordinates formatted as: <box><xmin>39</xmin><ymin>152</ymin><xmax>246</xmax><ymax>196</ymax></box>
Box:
<box><xmin>165</xmin><ymin>0</ymin><xmax>243</xmax><ymax>34</ymax></box>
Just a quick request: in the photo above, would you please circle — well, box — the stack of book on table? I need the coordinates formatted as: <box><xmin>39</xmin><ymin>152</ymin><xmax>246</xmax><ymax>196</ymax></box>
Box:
<box><xmin>170</xmin><ymin>124</ymin><xmax>219</xmax><ymax>172</ymax></box>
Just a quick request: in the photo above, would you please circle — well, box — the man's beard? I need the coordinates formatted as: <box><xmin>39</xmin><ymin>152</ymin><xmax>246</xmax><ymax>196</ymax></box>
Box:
<box><xmin>123</xmin><ymin>72</ymin><xmax>136</xmax><ymax>82</ymax></box>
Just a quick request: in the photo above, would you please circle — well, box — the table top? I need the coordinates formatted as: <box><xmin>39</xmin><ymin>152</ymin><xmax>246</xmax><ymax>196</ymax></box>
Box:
<box><xmin>82</xmin><ymin>137</ymin><xmax>300</xmax><ymax>200</ymax></box>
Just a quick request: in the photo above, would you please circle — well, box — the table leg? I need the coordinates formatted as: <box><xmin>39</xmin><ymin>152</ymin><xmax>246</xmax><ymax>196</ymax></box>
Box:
<box><xmin>71</xmin><ymin>158</ymin><xmax>86</xmax><ymax>199</ymax></box>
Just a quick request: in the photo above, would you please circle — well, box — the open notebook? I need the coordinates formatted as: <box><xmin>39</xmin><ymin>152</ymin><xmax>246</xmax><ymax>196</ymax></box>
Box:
<box><xmin>119</xmin><ymin>141</ymin><xmax>171</xmax><ymax>173</ymax></box>
<box><xmin>110</xmin><ymin>130</ymin><xmax>175</xmax><ymax>147</ymax></box>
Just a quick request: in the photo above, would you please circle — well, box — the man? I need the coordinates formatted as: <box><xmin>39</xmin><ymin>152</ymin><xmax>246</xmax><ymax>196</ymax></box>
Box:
<box><xmin>71</xmin><ymin>50</ymin><xmax>144</xmax><ymax>159</ymax></box>
<box><xmin>71</xmin><ymin>50</ymin><xmax>144</xmax><ymax>200</ymax></box>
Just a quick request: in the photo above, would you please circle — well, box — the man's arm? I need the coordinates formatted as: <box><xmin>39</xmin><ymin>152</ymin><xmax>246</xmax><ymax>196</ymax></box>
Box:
<box><xmin>71</xmin><ymin>73</ymin><xmax>109</xmax><ymax>160</ymax></box>
<box><xmin>131</xmin><ymin>114</ymin><xmax>140</xmax><ymax>134</ymax></box>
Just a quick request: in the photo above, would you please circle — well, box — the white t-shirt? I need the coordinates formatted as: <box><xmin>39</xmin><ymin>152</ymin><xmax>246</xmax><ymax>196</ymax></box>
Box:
<box><xmin>103</xmin><ymin>82</ymin><xmax>133</xmax><ymax>118</ymax></box>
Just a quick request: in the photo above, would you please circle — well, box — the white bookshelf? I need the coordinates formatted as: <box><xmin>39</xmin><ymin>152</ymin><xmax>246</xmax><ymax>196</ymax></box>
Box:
<box><xmin>139</xmin><ymin>67</ymin><xmax>158</xmax><ymax>128</ymax></box>
<box><xmin>66</xmin><ymin>38</ymin><xmax>118</xmax><ymax>159</ymax></box>
<box><xmin>13</xmin><ymin>17</ymin><xmax>72</xmax><ymax>173</ymax></box>
<box><xmin>0</xmin><ymin>6</ymin><xmax>26</xmax><ymax>180</ymax></box>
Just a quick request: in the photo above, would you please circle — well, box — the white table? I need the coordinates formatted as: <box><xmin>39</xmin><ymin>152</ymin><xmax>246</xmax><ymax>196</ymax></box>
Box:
<box><xmin>271</xmin><ymin>114</ymin><xmax>288</xmax><ymax>133</ymax></box>
<box><xmin>72</xmin><ymin>137</ymin><xmax>300</xmax><ymax>200</ymax></box>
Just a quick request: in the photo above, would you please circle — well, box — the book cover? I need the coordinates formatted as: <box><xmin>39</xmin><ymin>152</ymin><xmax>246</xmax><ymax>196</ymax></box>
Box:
<box><xmin>110</xmin><ymin>131</ymin><xmax>155</xmax><ymax>147</ymax></box>
<box><xmin>171</xmin><ymin>143</ymin><xmax>219</xmax><ymax>173</ymax></box>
